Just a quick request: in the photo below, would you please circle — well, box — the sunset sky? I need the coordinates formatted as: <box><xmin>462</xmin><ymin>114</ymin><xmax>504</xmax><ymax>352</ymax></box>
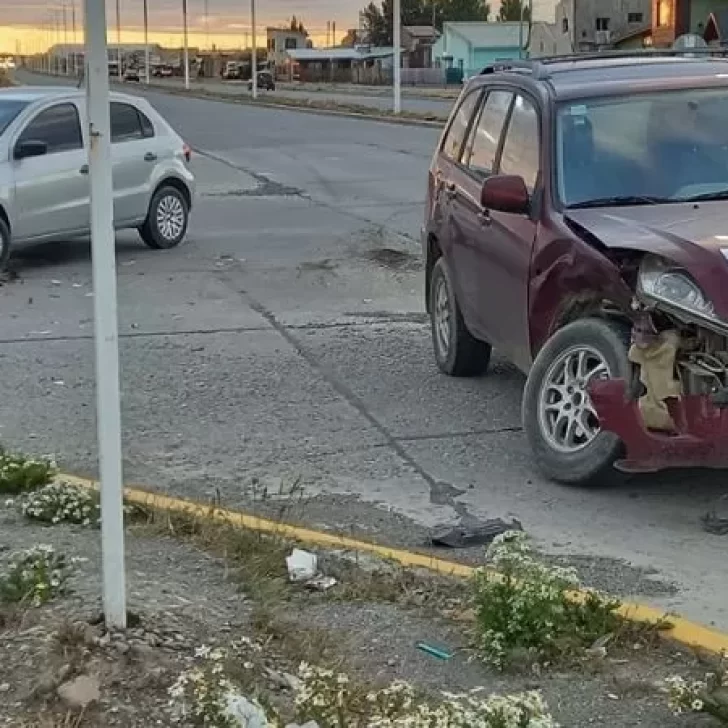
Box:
<box><xmin>0</xmin><ymin>0</ymin><xmax>360</xmax><ymax>54</ymax></box>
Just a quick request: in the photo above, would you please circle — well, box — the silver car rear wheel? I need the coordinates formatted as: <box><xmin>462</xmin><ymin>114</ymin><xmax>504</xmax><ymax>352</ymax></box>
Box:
<box><xmin>0</xmin><ymin>216</ymin><xmax>11</xmax><ymax>271</ymax></box>
<box><xmin>139</xmin><ymin>185</ymin><xmax>189</xmax><ymax>250</ymax></box>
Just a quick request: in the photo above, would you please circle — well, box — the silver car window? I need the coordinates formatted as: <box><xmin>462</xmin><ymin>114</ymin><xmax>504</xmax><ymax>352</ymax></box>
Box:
<box><xmin>0</xmin><ymin>100</ymin><xmax>28</xmax><ymax>135</ymax></box>
<box><xmin>110</xmin><ymin>102</ymin><xmax>144</xmax><ymax>143</ymax></box>
<box><xmin>18</xmin><ymin>103</ymin><xmax>83</xmax><ymax>154</ymax></box>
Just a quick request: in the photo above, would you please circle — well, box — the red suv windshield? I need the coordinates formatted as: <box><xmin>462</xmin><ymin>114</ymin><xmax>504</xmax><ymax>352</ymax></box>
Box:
<box><xmin>556</xmin><ymin>87</ymin><xmax>728</xmax><ymax>208</ymax></box>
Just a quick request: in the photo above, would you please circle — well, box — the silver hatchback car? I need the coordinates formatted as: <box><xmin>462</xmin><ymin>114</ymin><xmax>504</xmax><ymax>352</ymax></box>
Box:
<box><xmin>0</xmin><ymin>86</ymin><xmax>195</xmax><ymax>268</ymax></box>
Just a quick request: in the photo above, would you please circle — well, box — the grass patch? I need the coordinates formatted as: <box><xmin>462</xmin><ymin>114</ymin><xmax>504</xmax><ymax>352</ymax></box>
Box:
<box><xmin>0</xmin><ymin>448</ymin><xmax>56</xmax><ymax>495</ymax></box>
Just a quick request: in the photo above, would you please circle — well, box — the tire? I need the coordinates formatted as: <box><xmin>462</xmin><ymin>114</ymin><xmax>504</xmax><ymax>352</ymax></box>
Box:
<box><xmin>139</xmin><ymin>185</ymin><xmax>189</xmax><ymax>250</ymax></box>
<box><xmin>429</xmin><ymin>257</ymin><xmax>491</xmax><ymax>377</ymax></box>
<box><xmin>522</xmin><ymin>317</ymin><xmax>631</xmax><ymax>486</ymax></box>
<box><xmin>0</xmin><ymin>216</ymin><xmax>11</xmax><ymax>272</ymax></box>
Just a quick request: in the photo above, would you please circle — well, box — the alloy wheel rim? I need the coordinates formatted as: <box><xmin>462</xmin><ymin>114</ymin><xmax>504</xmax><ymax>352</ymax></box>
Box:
<box><xmin>434</xmin><ymin>275</ymin><xmax>451</xmax><ymax>358</ymax></box>
<box><xmin>156</xmin><ymin>194</ymin><xmax>185</xmax><ymax>241</ymax></box>
<box><xmin>537</xmin><ymin>345</ymin><xmax>611</xmax><ymax>453</ymax></box>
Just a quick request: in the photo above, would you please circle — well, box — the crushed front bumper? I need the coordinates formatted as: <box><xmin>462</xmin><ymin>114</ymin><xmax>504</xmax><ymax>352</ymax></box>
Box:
<box><xmin>589</xmin><ymin>379</ymin><xmax>728</xmax><ymax>472</ymax></box>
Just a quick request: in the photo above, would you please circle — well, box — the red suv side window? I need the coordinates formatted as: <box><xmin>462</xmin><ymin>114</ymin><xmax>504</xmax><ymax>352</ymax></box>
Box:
<box><xmin>499</xmin><ymin>95</ymin><xmax>540</xmax><ymax>191</ymax></box>
<box><xmin>463</xmin><ymin>90</ymin><xmax>513</xmax><ymax>178</ymax></box>
<box><xmin>441</xmin><ymin>90</ymin><xmax>481</xmax><ymax>161</ymax></box>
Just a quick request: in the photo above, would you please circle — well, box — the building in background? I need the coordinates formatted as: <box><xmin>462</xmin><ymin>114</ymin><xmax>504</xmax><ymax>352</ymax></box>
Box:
<box><xmin>652</xmin><ymin>0</ymin><xmax>728</xmax><ymax>46</ymax></box>
<box><xmin>266</xmin><ymin>27</ymin><xmax>310</xmax><ymax>69</ymax></box>
<box><xmin>432</xmin><ymin>22</ymin><xmax>524</xmax><ymax>77</ymax></box>
<box><xmin>402</xmin><ymin>25</ymin><xmax>440</xmax><ymax>67</ymax></box>
<box><xmin>553</xmin><ymin>0</ymin><xmax>651</xmax><ymax>50</ymax></box>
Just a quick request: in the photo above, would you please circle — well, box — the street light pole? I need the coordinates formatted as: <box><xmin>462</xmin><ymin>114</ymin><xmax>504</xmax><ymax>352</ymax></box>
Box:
<box><xmin>71</xmin><ymin>0</ymin><xmax>78</xmax><ymax>76</ymax></box>
<box><xmin>83</xmin><ymin>0</ymin><xmax>128</xmax><ymax>631</ymax></box>
<box><xmin>62</xmin><ymin>1</ymin><xmax>69</xmax><ymax>74</ymax></box>
<box><xmin>182</xmin><ymin>0</ymin><xmax>190</xmax><ymax>90</ymax></box>
<box><xmin>251</xmin><ymin>0</ymin><xmax>257</xmax><ymax>99</ymax></box>
<box><xmin>393</xmin><ymin>0</ymin><xmax>401</xmax><ymax>114</ymax></box>
<box><xmin>143</xmin><ymin>0</ymin><xmax>150</xmax><ymax>84</ymax></box>
<box><xmin>116</xmin><ymin>0</ymin><xmax>122</xmax><ymax>70</ymax></box>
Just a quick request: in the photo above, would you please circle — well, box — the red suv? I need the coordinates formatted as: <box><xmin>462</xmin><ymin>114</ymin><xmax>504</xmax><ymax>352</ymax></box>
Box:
<box><xmin>424</xmin><ymin>53</ymin><xmax>728</xmax><ymax>486</ymax></box>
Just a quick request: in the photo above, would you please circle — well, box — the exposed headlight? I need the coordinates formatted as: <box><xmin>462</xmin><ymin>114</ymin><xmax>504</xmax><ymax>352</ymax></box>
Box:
<box><xmin>638</xmin><ymin>255</ymin><xmax>717</xmax><ymax>321</ymax></box>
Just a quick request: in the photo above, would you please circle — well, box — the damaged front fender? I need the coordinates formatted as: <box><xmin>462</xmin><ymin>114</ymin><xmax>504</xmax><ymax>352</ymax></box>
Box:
<box><xmin>590</xmin><ymin>379</ymin><xmax>728</xmax><ymax>472</ymax></box>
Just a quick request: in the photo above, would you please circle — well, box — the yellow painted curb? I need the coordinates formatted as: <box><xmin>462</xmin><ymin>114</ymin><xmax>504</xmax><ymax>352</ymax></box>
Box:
<box><xmin>61</xmin><ymin>473</ymin><xmax>728</xmax><ymax>656</ymax></box>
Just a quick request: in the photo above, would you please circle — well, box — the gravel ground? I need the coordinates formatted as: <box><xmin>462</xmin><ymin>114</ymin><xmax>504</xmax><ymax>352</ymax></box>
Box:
<box><xmin>0</xmin><ymin>504</ymin><xmax>717</xmax><ymax>727</ymax></box>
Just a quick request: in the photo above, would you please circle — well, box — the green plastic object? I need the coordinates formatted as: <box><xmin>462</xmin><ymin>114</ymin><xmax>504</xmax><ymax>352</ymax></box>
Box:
<box><xmin>415</xmin><ymin>641</ymin><xmax>453</xmax><ymax>660</ymax></box>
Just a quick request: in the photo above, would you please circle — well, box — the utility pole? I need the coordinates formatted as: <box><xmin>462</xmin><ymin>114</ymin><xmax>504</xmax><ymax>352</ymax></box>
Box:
<box><xmin>62</xmin><ymin>1</ymin><xmax>69</xmax><ymax>74</ymax></box>
<box><xmin>143</xmin><ymin>0</ymin><xmax>150</xmax><ymax>84</ymax></box>
<box><xmin>204</xmin><ymin>0</ymin><xmax>210</xmax><ymax>50</ymax></box>
<box><xmin>71</xmin><ymin>0</ymin><xmax>78</xmax><ymax>76</ymax></box>
<box><xmin>83</xmin><ymin>0</ymin><xmax>128</xmax><ymax>632</ymax></box>
<box><xmin>326</xmin><ymin>21</ymin><xmax>330</xmax><ymax>47</ymax></box>
<box><xmin>393</xmin><ymin>0</ymin><xmax>401</xmax><ymax>113</ymax></box>
<box><xmin>182</xmin><ymin>0</ymin><xmax>190</xmax><ymax>89</ymax></box>
<box><xmin>251</xmin><ymin>0</ymin><xmax>257</xmax><ymax>99</ymax></box>
<box><xmin>332</xmin><ymin>21</ymin><xmax>336</xmax><ymax>46</ymax></box>
<box><xmin>116</xmin><ymin>0</ymin><xmax>122</xmax><ymax>70</ymax></box>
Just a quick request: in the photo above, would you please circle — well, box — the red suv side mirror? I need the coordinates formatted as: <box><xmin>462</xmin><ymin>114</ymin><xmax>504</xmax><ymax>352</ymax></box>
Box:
<box><xmin>481</xmin><ymin>175</ymin><xmax>530</xmax><ymax>215</ymax></box>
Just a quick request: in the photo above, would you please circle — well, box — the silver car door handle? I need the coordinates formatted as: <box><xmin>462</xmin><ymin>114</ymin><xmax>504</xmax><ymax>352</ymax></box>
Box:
<box><xmin>144</xmin><ymin>152</ymin><xmax>157</xmax><ymax>162</ymax></box>
<box><xmin>79</xmin><ymin>164</ymin><xmax>89</xmax><ymax>174</ymax></box>
<box><xmin>478</xmin><ymin>209</ymin><xmax>492</xmax><ymax>226</ymax></box>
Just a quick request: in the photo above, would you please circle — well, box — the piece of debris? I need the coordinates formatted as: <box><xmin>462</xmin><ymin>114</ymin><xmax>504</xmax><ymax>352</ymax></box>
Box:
<box><xmin>286</xmin><ymin>549</ymin><xmax>317</xmax><ymax>582</ymax></box>
<box><xmin>430</xmin><ymin>518</ymin><xmax>523</xmax><ymax>548</ymax></box>
<box><xmin>415</xmin><ymin>641</ymin><xmax>453</xmax><ymax>660</ymax></box>
<box><xmin>702</xmin><ymin>511</ymin><xmax>728</xmax><ymax>536</ymax></box>
<box><xmin>224</xmin><ymin>694</ymin><xmax>268</xmax><ymax>727</ymax></box>
<box><xmin>305</xmin><ymin>575</ymin><xmax>337</xmax><ymax>592</ymax></box>
<box><xmin>57</xmin><ymin>674</ymin><xmax>100</xmax><ymax>709</ymax></box>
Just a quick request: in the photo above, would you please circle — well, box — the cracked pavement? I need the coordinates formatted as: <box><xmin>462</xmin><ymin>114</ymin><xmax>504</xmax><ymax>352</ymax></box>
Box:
<box><xmin>3</xmin><ymin>73</ymin><xmax>728</xmax><ymax>633</ymax></box>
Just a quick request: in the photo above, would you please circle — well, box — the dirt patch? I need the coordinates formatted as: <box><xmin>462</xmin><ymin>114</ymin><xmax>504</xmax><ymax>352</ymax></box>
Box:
<box><xmin>366</xmin><ymin>247</ymin><xmax>422</xmax><ymax>272</ymax></box>
<box><xmin>0</xmin><ymin>500</ymin><xmax>719</xmax><ymax>727</ymax></box>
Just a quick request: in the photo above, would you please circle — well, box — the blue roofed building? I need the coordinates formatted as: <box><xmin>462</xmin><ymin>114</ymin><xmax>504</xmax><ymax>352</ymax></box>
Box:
<box><xmin>432</xmin><ymin>21</ymin><xmax>525</xmax><ymax>78</ymax></box>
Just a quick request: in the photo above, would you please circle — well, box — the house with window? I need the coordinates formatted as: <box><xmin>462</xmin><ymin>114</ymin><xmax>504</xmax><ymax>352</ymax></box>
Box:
<box><xmin>652</xmin><ymin>0</ymin><xmax>728</xmax><ymax>46</ymax></box>
<box><xmin>553</xmin><ymin>0</ymin><xmax>651</xmax><ymax>50</ymax></box>
<box><xmin>432</xmin><ymin>22</ymin><xmax>524</xmax><ymax>78</ymax></box>
<box><xmin>266</xmin><ymin>27</ymin><xmax>310</xmax><ymax>69</ymax></box>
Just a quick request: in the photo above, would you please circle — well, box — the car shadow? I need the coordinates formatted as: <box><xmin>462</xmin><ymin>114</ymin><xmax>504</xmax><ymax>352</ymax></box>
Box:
<box><xmin>11</xmin><ymin>237</ymin><xmax>144</xmax><ymax>273</ymax></box>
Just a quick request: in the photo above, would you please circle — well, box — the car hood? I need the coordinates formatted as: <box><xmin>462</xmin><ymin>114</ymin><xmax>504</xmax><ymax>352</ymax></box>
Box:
<box><xmin>565</xmin><ymin>202</ymin><xmax>728</xmax><ymax>320</ymax></box>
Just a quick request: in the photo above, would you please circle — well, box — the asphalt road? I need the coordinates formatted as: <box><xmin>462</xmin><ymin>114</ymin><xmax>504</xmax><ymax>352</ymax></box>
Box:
<box><xmin>4</xmin><ymin>71</ymin><xmax>728</xmax><ymax>632</ymax></box>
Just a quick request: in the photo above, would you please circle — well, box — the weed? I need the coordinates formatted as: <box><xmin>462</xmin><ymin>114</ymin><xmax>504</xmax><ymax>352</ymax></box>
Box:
<box><xmin>0</xmin><ymin>448</ymin><xmax>56</xmax><ymax>495</ymax></box>
<box><xmin>667</xmin><ymin>655</ymin><xmax>728</xmax><ymax>723</ymax></box>
<box><xmin>472</xmin><ymin>532</ymin><xmax>621</xmax><ymax>669</ymax></box>
<box><xmin>0</xmin><ymin>545</ymin><xmax>73</xmax><ymax>607</ymax></box>
<box><xmin>22</xmin><ymin>482</ymin><xmax>99</xmax><ymax>526</ymax></box>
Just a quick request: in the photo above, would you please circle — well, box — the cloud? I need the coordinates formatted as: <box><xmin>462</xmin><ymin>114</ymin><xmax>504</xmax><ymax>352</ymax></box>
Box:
<box><xmin>8</xmin><ymin>0</ymin><xmax>362</xmax><ymax>34</ymax></box>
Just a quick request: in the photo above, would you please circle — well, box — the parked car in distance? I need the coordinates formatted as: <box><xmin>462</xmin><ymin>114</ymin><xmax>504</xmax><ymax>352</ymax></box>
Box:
<box><xmin>152</xmin><ymin>64</ymin><xmax>174</xmax><ymax>78</ymax></box>
<box><xmin>0</xmin><ymin>87</ymin><xmax>195</xmax><ymax>269</ymax></box>
<box><xmin>248</xmin><ymin>70</ymin><xmax>276</xmax><ymax>91</ymax></box>
<box><xmin>123</xmin><ymin>66</ymin><xmax>140</xmax><ymax>82</ymax></box>
<box><xmin>424</xmin><ymin>53</ymin><xmax>728</xmax><ymax>486</ymax></box>
<box><xmin>222</xmin><ymin>61</ymin><xmax>244</xmax><ymax>80</ymax></box>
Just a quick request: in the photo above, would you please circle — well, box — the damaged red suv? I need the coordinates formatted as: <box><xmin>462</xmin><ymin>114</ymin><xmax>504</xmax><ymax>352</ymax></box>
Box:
<box><xmin>424</xmin><ymin>53</ymin><xmax>728</xmax><ymax>486</ymax></box>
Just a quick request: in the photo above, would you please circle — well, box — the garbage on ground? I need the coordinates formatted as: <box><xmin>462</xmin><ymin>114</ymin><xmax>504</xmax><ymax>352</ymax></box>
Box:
<box><xmin>286</xmin><ymin>549</ymin><xmax>317</xmax><ymax>582</ymax></box>
<box><xmin>305</xmin><ymin>575</ymin><xmax>337</xmax><ymax>592</ymax></box>
<box><xmin>286</xmin><ymin>549</ymin><xmax>337</xmax><ymax>591</ymax></box>
<box><xmin>430</xmin><ymin>518</ymin><xmax>523</xmax><ymax>549</ymax></box>
<box><xmin>702</xmin><ymin>511</ymin><xmax>728</xmax><ymax>536</ymax></box>
<box><xmin>415</xmin><ymin>641</ymin><xmax>453</xmax><ymax>660</ymax></box>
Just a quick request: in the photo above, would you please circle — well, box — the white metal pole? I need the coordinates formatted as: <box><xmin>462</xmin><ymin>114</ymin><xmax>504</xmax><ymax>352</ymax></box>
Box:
<box><xmin>71</xmin><ymin>0</ymin><xmax>78</xmax><ymax>76</ymax></box>
<box><xmin>393</xmin><ymin>0</ymin><xmax>401</xmax><ymax>113</ymax></box>
<box><xmin>83</xmin><ymin>0</ymin><xmax>128</xmax><ymax>631</ymax></box>
<box><xmin>251</xmin><ymin>0</ymin><xmax>257</xmax><ymax>99</ymax></box>
<box><xmin>143</xmin><ymin>0</ymin><xmax>150</xmax><ymax>84</ymax></box>
<box><xmin>62</xmin><ymin>2</ymin><xmax>69</xmax><ymax>74</ymax></box>
<box><xmin>182</xmin><ymin>0</ymin><xmax>190</xmax><ymax>89</ymax></box>
<box><xmin>116</xmin><ymin>0</ymin><xmax>122</xmax><ymax>70</ymax></box>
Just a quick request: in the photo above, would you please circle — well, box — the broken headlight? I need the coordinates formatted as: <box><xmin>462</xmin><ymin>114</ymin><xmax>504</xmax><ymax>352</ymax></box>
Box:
<box><xmin>637</xmin><ymin>255</ymin><xmax>717</xmax><ymax>322</ymax></box>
